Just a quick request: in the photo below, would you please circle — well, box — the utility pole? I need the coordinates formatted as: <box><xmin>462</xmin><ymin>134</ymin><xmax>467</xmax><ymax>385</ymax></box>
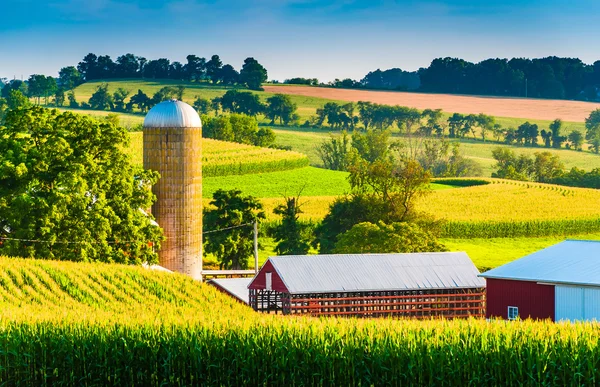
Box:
<box><xmin>525</xmin><ymin>78</ymin><xmax>528</xmax><ymax>98</ymax></box>
<box><xmin>253</xmin><ymin>221</ymin><xmax>259</xmax><ymax>274</ymax></box>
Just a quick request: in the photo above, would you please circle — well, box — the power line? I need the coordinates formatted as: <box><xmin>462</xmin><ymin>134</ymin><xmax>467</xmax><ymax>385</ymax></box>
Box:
<box><xmin>0</xmin><ymin>222</ymin><xmax>255</xmax><ymax>245</ymax></box>
<box><xmin>202</xmin><ymin>222</ymin><xmax>254</xmax><ymax>234</ymax></box>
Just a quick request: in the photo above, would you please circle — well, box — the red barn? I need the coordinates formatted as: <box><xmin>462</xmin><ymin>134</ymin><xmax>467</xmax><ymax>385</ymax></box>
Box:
<box><xmin>480</xmin><ymin>240</ymin><xmax>600</xmax><ymax>322</ymax></box>
<box><xmin>248</xmin><ymin>252</ymin><xmax>486</xmax><ymax>318</ymax></box>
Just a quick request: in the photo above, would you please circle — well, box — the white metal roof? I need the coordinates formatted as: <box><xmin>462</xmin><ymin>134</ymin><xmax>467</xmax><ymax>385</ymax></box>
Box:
<box><xmin>143</xmin><ymin>99</ymin><xmax>201</xmax><ymax>128</ymax></box>
<box><xmin>208</xmin><ymin>278</ymin><xmax>252</xmax><ymax>304</ymax></box>
<box><xmin>480</xmin><ymin>240</ymin><xmax>600</xmax><ymax>287</ymax></box>
<box><xmin>261</xmin><ymin>252</ymin><xmax>484</xmax><ymax>294</ymax></box>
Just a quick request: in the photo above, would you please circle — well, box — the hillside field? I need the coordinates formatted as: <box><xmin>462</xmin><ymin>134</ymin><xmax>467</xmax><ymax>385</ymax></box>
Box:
<box><xmin>271</xmin><ymin>126</ymin><xmax>600</xmax><ymax>175</ymax></box>
<box><xmin>125</xmin><ymin>133</ymin><xmax>308</xmax><ymax>177</ymax></box>
<box><xmin>66</xmin><ymin>80</ymin><xmax>600</xmax><ymax>178</ymax></box>
<box><xmin>2</xmin><ymin>255</ymin><xmax>600</xmax><ymax>385</ymax></box>
<box><xmin>264</xmin><ymin>84</ymin><xmax>600</xmax><ymax>122</ymax></box>
<box><xmin>71</xmin><ymin>79</ymin><xmax>589</xmax><ymax>136</ymax></box>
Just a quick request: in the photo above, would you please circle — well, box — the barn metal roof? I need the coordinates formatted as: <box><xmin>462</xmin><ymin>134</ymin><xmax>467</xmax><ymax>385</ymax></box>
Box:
<box><xmin>208</xmin><ymin>278</ymin><xmax>252</xmax><ymax>304</ymax></box>
<box><xmin>263</xmin><ymin>252</ymin><xmax>484</xmax><ymax>294</ymax></box>
<box><xmin>143</xmin><ymin>99</ymin><xmax>201</xmax><ymax>128</ymax></box>
<box><xmin>480</xmin><ymin>240</ymin><xmax>600</xmax><ymax>287</ymax></box>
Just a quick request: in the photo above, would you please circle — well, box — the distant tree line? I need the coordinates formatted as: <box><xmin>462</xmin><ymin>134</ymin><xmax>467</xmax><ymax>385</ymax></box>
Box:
<box><xmin>307</xmin><ymin>101</ymin><xmax>599</xmax><ymax>153</ymax></box>
<box><xmin>287</xmin><ymin>56</ymin><xmax>600</xmax><ymax>101</ymax></box>
<box><xmin>492</xmin><ymin>146</ymin><xmax>600</xmax><ymax>189</ymax></box>
<box><xmin>63</xmin><ymin>53</ymin><xmax>267</xmax><ymax>90</ymax></box>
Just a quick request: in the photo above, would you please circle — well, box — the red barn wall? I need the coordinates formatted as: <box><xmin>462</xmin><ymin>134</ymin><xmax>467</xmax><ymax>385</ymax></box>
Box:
<box><xmin>486</xmin><ymin>278</ymin><xmax>555</xmax><ymax>321</ymax></box>
<box><xmin>248</xmin><ymin>260</ymin><xmax>288</xmax><ymax>293</ymax></box>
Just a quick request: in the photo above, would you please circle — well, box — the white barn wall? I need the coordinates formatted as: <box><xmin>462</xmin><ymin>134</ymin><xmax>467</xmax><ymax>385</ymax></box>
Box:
<box><xmin>555</xmin><ymin>285</ymin><xmax>600</xmax><ymax>322</ymax></box>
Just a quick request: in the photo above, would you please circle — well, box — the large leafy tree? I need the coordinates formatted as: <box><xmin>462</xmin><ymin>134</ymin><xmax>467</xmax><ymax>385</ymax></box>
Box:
<box><xmin>265</xmin><ymin>94</ymin><xmax>298</xmax><ymax>125</ymax></box>
<box><xmin>205</xmin><ymin>55</ymin><xmax>223</xmax><ymax>84</ymax></box>
<box><xmin>204</xmin><ymin>189</ymin><xmax>265</xmax><ymax>270</ymax></box>
<box><xmin>585</xmin><ymin>109</ymin><xmax>600</xmax><ymax>153</ymax></box>
<box><xmin>58</xmin><ymin>66</ymin><xmax>84</xmax><ymax>90</ymax></box>
<box><xmin>88</xmin><ymin>83</ymin><xmax>114</xmax><ymax>110</ymax></box>
<box><xmin>334</xmin><ymin>221</ymin><xmax>446</xmax><ymax>254</ymax></box>
<box><xmin>272</xmin><ymin>196</ymin><xmax>312</xmax><ymax>256</ymax></box>
<box><xmin>202</xmin><ymin>113</ymin><xmax>275</xmax><ymax>147</ymax></box>
<box><xmin>219</xmin><ymin>90</ymin><xmax>264</xmax><ymax>116</ymax></box>
<box><xmin>0</xmin><ymin>107</ymin><xmax>162</xmax><ymax>263</ymax></box>
<box><xmin>240</xmin><ymin>57</ymin><xmax>268</xmax><ymax>90</ymax></box>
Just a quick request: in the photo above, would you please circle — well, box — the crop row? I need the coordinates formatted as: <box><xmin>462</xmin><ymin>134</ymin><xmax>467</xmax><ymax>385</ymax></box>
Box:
<box><xmin>127</xmin><ymin>133</ymin><xmax>309</xmax><ymax>176</ymax></box>
<box><xmin>2</xmin><ymin>256</ymin><xmax>600</xmax><ymax>385</ymax></box>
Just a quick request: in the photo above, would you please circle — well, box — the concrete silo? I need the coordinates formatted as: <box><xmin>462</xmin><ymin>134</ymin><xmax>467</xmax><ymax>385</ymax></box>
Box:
<box><xmin>143</xmin><ymin>100</ymin><xmax>202</xmax><ymax>279</ymax></box>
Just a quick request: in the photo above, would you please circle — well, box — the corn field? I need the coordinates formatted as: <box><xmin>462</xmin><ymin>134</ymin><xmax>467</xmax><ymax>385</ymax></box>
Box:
<box><xmin>127</xmin><ymin>132</ymin><xmax>309</xmax><ymax>177</ymax></box>
<box><xmin>1</xmin><ymin>256</ymin><xmax>600</xmax><ymax>385</ymax></box>
<box><xmin>258</xmin><ymin>179</ymin><xmax>600</xmax><ymax>238</ymax></box>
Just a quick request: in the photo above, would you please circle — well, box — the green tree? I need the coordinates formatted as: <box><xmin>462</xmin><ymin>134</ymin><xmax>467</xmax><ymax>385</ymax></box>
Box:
<box><xmin>585</xmin><ymin>109</ymin><xmax>600</xmax><ymax>153</ymax></box>
<box><xmin>205</xmin><ymin>55</ymin><xmax>223</xmax><ymax>84</ymax></box>
<box><xmin>112</xmin><ymin>88</ymin><xmax>130</xmax><ymax>111</ymax></box>
<box><xmin>175</xmin><ymin>85</ymin><xmax>186</xmax><ymax>101</ymax></box>
<box><xmin>58</xmin><ymin>66</ymin><xmax>83</xmax><ymax>90</ymax></box>
<box><xmin>568</xmin><ymin>130</ymin><xmax>584</xmax><ymax>151</ymax></box>
<box><xmin>549</xmin><ymin>119</ymin><xmax>566</xmax><ymax>148</ymax></box>
<box><xmin>202</xmin><ymin>113</ymin><xmax>275</xmax><ymax>147</ymax></box>
<box><xmin>272</xmin><ymin>195</ymin><xmax>312</xmax><ymax>255</ymax></box>
<box><xmin>447</xmin><ymin>113</ymin><xmax>465</xmax><ymax>138</ymax></box>
<box><xmin>318</xmin><ymin>131</ymin><xmax>351</xmax><ymax>171</ymax></box>
<box><xmin>220</xmin><ymin>90</ymin><xmax>264</xmax><ymax>116</ymax></box>
<box><xmin>105</xmin><ymin>113</ymin><xmax>120</xmax><ymax>127</ymax></box>
<box><xmin>88</xmin><ymin>83</ymin><xmax>114</xmax><ymax>110</ymax></box>
<box><xmin>350</xmin><ymin>129</ymin><xmax>393</xmax><ymax>163</ymax></box>
<box><xmin>265</xmin><ymin>94</ymin><xmax>298</xmax><ymax>125</ymax></box>
<box><xmin>67</xmin><ymin>91</ymin><xmax>79</xmax><ymax>108</ymax></box>
<box><xmin>0</xmin><ymin>107</ymin><xmax>161</xmax><ymax>263</ymax></box>
<box><xmin>0</xmin><ymin>97</ymin><xmax>6</xmax><ymax>121</ymax></box>
<box><xmin>533</xmin><ymin>151</ymin><xmax>564</xmax><ymax>183</ymax></box>
<box><xmin>203</xmin><ymin>189</ymin><xmax>265</xmax><ymax>269</ymax></box>
<box><xmin>491</xmin><ymin>148</ymin><xmax>534</xmax><ymax>181</ymax></box>
<box><xmin>193</xmin><ymin>97</ymin><xmax>211</xmax><ymax>114</ymax></box>
<box><xmin>27</xmin><ymin>75</ymin><xmax>57</xmax><ymax>105</ymax></box>
<box><xmin>54</xmin><ymin>88</ymin><xmax>65</xmax><ymax>107</ymax></box>
<box><xmin>240</xmin><ymin>57</ymin><xmax>268</xmax><ymax>90</ymax></box>
<box><xmin>151</xmin><ymin>86</ymin><xmax>178</xmax><ymax>105</ymax></box>
<box><xmin>129</xmin><ymin>89</ymin><xmax>151</xmax><ymax>112</ymax></box>
<box><xmin>219</xmin><ymin>64</ymin><xmax>240</xmax><ymax>85</ymax></box>
<box><xmin>333</xmin><ymin>221</ymin><xmax>446</xmax><ymax>254</ymax></box>
<box><xmin>7</xmin><ymin>90</ymin><xmax>31</xmax><ymax>110</ymax></box>
<box><xmin>419</xmin><ymin>109</ymin><xmax>444</xmax><ymax>137</ymax></box>
<box><xmin>476</xmin><ymin>113</ymin><xmax>495</xmax><ymax>142</ymax></box>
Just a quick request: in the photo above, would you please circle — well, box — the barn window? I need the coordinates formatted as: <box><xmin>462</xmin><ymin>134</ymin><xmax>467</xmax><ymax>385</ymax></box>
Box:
<box><xmin>508</xmin><ymin>306</ymin><xmax>519</xmax><ymax>320</ymax></box>
<box><xmin>265</xmin><ymin>272</ymin><xmax>272</xmax><ymax>291</ymax></box>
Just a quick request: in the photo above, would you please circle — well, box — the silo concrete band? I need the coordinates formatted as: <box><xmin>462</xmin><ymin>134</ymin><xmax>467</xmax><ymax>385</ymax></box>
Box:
<box><xmin>143</xmin><ymin>100</ymin><xmax>202</xmax><ymax>279</ymax></box>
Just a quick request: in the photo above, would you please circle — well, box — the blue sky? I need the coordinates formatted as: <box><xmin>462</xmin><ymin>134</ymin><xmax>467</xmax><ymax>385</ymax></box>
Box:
<box><xmin>1</xmin><ymin>0</ymin><xmax>599</xmax><ymax>82</ymax></box>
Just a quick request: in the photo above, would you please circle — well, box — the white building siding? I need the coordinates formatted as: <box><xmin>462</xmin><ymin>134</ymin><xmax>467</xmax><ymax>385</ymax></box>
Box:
<box><xmin>584</xmin><ymin>288</ymin><xmax>600</xmax><ymax>321</ymax></box>
<box><xmin>555</xmin><ymin>285</ymin><xmax>600</xmax><ymax>322</ymax></box>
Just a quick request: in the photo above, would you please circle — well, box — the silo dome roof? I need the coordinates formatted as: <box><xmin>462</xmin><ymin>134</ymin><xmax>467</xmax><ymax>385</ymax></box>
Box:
<box><xmin>143</xmin><ymin>99</ymin><xmax>201</xmax><ymax>128</ymax></box>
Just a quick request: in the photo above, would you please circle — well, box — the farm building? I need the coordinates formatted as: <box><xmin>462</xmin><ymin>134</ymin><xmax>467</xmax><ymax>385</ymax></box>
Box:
<box><xmin>143</xmin><ymin>100</ymin><xmax>203</xmax><ymax>279</ymax></box>
<box><xmin>481</xmin><ymin>240</ymin><xmax>600</xmax><ymax>322</ymax></box>
<box><xmin>248</xmin><ymin>253</ymin><xmax>486</xmax><ymax>318</ymax></box>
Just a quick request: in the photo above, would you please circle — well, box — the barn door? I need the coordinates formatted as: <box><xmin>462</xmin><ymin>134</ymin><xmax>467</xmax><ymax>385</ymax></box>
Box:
<box><xmin>584</xmin><ymin>287</ymin><xmax>600</xmax><ymax>321</ymax></box>
<box><xmin>555</xmin><ymin>286</ymin><xmax>583</xmax><ymax>322</ymax></box>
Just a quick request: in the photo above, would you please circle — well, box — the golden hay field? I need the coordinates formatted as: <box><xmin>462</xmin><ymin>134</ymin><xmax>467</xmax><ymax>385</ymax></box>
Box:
<box><xmin>264</xmin><ymin>85</ymin><xmax>600</xmax><ymax>122</ymax></box>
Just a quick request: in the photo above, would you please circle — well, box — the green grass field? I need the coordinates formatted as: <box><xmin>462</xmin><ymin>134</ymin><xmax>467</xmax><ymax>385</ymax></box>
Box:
<box><xmin>72</xmin><ymin>79</ymin><xmax>346</xmax><ymax>124</ymax></box>
<box><xmin>203</xmin><ymin>166</ymin><xmax>454</xmax><ymax>199</ymax></box>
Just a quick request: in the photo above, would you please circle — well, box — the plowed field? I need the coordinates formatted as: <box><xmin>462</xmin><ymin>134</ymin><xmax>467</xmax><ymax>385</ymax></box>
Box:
<box><xmin>264</xmin><ymin>85</ymin><xmax>600</xmax><ymax>122</ymax></box>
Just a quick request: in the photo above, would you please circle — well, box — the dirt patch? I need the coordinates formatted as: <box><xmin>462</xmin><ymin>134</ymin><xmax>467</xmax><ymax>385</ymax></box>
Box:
<box><xmin>264</xmin><ymin>85</ymin><xmax>600</xmax><ymax>122</ymax></box>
